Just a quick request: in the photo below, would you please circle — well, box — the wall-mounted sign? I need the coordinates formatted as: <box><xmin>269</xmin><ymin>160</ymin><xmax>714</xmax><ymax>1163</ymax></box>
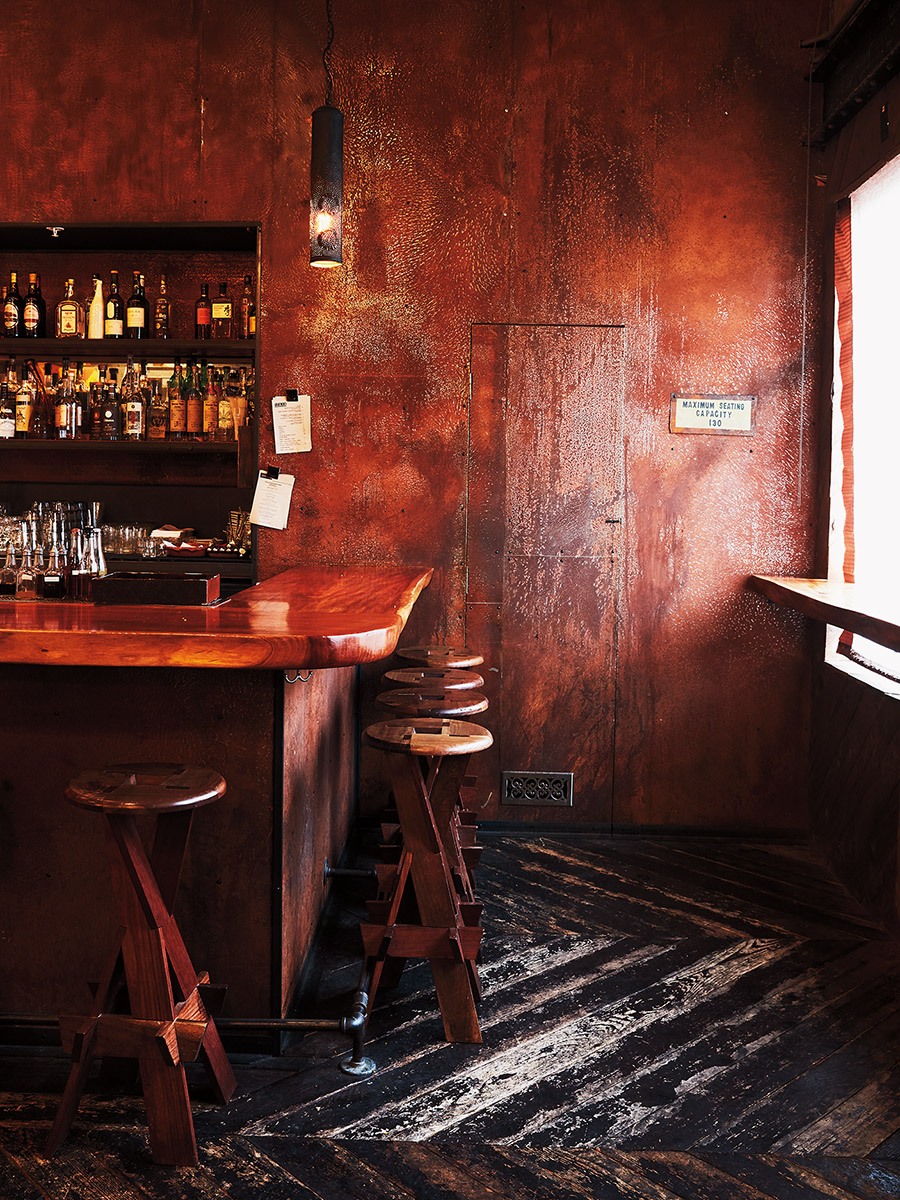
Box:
<box><xmin>670</xmin><ymin>393</ymin><xmax>757</xmax><ymax>435</ymax></box>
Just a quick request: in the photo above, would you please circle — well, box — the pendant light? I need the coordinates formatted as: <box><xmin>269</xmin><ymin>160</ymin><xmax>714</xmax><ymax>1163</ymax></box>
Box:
<box><xmin>310</xmin><ymin>0</ymin><xmax>343</xmax><ymax>268</ymax></box>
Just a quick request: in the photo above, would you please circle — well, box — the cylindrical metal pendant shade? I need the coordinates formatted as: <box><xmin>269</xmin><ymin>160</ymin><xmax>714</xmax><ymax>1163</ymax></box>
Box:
<box><xmin>310</xmin><ymin>104</ymin><xmax>344</xmax><ymax>268</ymax></box>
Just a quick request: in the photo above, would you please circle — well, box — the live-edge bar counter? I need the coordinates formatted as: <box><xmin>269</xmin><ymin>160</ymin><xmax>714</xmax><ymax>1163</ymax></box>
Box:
<box><xmin>0</xmin><ymin>566</ymin><xmax>432</xmax><ymax>1031</ymax></box>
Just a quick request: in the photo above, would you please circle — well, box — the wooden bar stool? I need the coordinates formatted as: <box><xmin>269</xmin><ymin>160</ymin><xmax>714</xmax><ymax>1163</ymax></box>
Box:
<box><xmin>376</xmin><ymin>687</ymin><xmax>489</xmax><ymax>719</ymax></box>
<box><xmin>395</xmin><ymin>644</ymin><xmax>485</xmax><ymax>669</ymax></box>
<box><xmin>362</xmin><ymin>719</ymin><xmax>492</xmax><ymax>1044</ymax></box>
<box><xmin>47</xmin><ymin>763</ymin><xmax>237</xmax><ymax>1167</ymax></box>
<box><xmin>381</xmin><ymin>666</ymin><xmax>485</xmax><ymax>691</ymax></box>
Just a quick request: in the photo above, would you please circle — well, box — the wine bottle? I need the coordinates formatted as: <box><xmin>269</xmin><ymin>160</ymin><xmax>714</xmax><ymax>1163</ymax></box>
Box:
<box><xmin>23</xmin><ymin>273</ymin><xmax>46</xmax><ymax>338</ymax></box>
<box><xmin>3</xmin><ymin>272</ymin><xmax>24</xmax><ymax>337</ymax></box>
<box><xmin>194</xmin><ymin>283</ymin><xmax>211</xmax><ymax>339</ymax></box>
<box><xmin>211</xmin><ymin>282</ymin><xmax>232</xmax><ymax>338</ymax></box>
<box><xmin>104</xmin><ymin>270</ymin><xmax>124</xmax><ymax>338</ymax></box>
<box><xmin>153</xmin><ymin>274</ymin><xmax>170</xmax><ymax>338</ymax></box>
<box><xmin>126</xmin><ymin>271</ymin><xmax>150</xmax><ymax>339</ymax></box>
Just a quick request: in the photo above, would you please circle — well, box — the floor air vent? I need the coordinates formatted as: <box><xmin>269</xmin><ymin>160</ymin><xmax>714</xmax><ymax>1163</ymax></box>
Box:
<box><xmin>502</xmin><ymin>771</ymin><xmax>574</xmax><ymax>807</ymax></box>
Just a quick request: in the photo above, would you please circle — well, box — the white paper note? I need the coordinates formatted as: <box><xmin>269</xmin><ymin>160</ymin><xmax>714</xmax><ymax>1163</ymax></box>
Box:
<box><xmin>272</xmin><ymin>390</ymin><xmax>312</xmax><ymax>454</ymax></box>
<box><xmin>249</xmin><ymin>471</ymin><xmax>295</xmax><ymax>529</ymax></box>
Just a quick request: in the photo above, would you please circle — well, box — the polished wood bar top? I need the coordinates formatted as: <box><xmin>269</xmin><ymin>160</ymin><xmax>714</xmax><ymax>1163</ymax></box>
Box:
<box><xmin>749</xmin><ymin>575</ymin><xmax>900</xmax><ymax>653</ymax></box>
<box><xmin>0</xmin><ymin>566</ymin><xmax>433</xmax><ymax>669</ymax></box>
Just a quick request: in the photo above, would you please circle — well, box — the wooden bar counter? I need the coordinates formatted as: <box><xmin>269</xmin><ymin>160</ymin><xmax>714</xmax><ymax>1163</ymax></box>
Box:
<box><xmin>0</xmin><ymin>566</ymin><xmax>432</xmax><ymax>1031</ymax></box>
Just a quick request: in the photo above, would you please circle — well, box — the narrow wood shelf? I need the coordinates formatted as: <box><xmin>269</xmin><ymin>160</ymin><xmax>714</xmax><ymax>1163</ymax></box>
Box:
<box><xmin>0</xmin><ymin>338</ymin><xmax>255</xmax><ymax>363</ymax></box>
<box><xmin>749</xmin><ymin>575</ymin><xmax>900</xmax><ymax>654</ymax></box>
<box><xmin>0</xmin><ymin>429</ymin><xmax>253</xmax><ymax>488</ymax></box>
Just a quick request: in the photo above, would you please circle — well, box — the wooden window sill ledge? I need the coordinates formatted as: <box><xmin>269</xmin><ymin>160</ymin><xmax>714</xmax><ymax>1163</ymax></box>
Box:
<box><xmin>749</xmin><ymin>576</ymin><xmax>900</xmax><ymax>654</ymax></box>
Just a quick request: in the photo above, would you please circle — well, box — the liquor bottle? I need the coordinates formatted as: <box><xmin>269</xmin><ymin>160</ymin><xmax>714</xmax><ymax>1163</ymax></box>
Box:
<box><xmin>167</xmin><ymin>359</ymin><xmax>186</xmax><ymax>440</ymax></box>
<box><xmin>89</xmin><ymin>371</ymin><xmax>106</xmax><ymax>440</ymax></box>
<box><xmin>56</xmin><ymin>278</ymin><xmax>85</xmax><ymax>338</ymax></box>
<box><xmin>42</xmin><ymin>543</ymin><xmax>67</xmax><ymax>600</ymax></box>
<box><xmin>3</xmin><ymin>272</ymin><xmax>24</xmax><ymax>337</ymax></box>
<box><xmin>22</xmin><ymin>274</ymin><xmax>46</xmax><ymax>338</ymax></box>
<box><xmin>185</xmin><ymin>359</ymin><xmax>203</xmax><ymax>436</ymax></box>
<box><xmin>29</xmin><ymin>363</ymin><xmax>53</xmax><ymax>439</ymax></box>
<box><xmin>202</xmin><ymin>361</ymin><xmax>218</xmax><ymax>439</ymax></box>
<box><xmin>153</xmin><ymin>274</ymin><xmax>170</xmax><ymax>338</ymax></box>
<box><xmin>211</xmin><ymin>282</ymin><xmax>232</xmax><ymax>338</ymax></box>
<box><xmin>0</xmin><ymin>542</ymin><xmax>16</xmax><ymax>597</ymax></box>
<box><xmin>0</xmin><ymin>376</ymin><xmax>13</xmax><ymax>439</ymax></box>
<box><xmin>74</xmin><ymin>362</ymin><xmax>89</xmax><ymax>437</ymax></box>
<box><xmin>217</xmin><ymin>368</ymin><xmax>234</xmax><ymax>439</ymax></box>
<box><xmin>239</xmin><ymin>274</ymin><xmax>254</xmax><ymax>338</ymax></box>
<box><xmin>147</xmin><ymin>377</ymin><xmax>168</xmax><ymax>439</ymax></box>
<box><xmin>121</xmin><ymin>356</ymin><xmax>144</xmax><ymax>440</ymax></box>
<box><xmin>87</xmin><ymin>275</ymin><xmax>104</xmax><ymax>339</ymax></box>
<box><xmin>15</xmin><ymin>544</ymin><xmax>40</xmax><ymax>600</ymax></box>
<box><xmin>194</xmin><ymin>283</ymin><xmax>212</xmax><ymax>339</ymax></box>
<box><xmin>15</xmin><ymin>364</ymin><xmax>35</xmax><ymax>438</ymax></box>
<box><xmin>69</xmin><ymin>532</ymin><xmax>91</xmax><ymax>602</ymax></box>
<box><xmin>104</xmin><ymin>270</ymin><xmax>125</xmax><ymax>338</ymax></box>
<box><xmin>56</xmin><ymin>358</ymin><xmax>77</xmax><ymax>439</ymax></box>
<box><xmin>99</xmin><ymin>367</ymin><xmax>120</xmax><ymax>440</ymax></box>
<box><xmin>126</xmin><ymin>271</ymin><xmax>150</xmax><ymax>339</ymax></box>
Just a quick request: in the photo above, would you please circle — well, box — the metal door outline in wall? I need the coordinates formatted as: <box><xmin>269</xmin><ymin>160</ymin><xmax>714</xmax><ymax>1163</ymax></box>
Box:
<box><xmin>466</xmin><ymin>323</ymin><xmax>626</xmax><ymax>827</ymax></box>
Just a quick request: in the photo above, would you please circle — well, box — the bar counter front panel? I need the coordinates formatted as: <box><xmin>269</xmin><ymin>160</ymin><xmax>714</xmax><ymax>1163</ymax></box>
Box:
<box><xmin>0</xmin><ymin>566</ymin><xmax>432</xmax><ymax>1023</ymax></box>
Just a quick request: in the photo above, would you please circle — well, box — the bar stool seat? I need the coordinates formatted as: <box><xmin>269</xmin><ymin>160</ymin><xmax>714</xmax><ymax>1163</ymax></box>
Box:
<box><xmin>376</xmin><ymin>687</ymin><xmax>489</xmax><ymax>718</ymax></box>
<box><xmin>362</xmin><ymin>719</ymin><xmax>492</xmax><ymax>1044</ymax></box>
<box><xmin>48</xmin><ymin>763</ymin><xmax>236</xmax><ymax>1167</ymax></box>
<box><xmin>381</xmin><ymin>666</ymin><xmax>485</xmax><ymax>691</ymax></box>
<box><xmin>395</xmin><ymin>644</ymin><xmax>485</xmax><ymax>669</ymax></box>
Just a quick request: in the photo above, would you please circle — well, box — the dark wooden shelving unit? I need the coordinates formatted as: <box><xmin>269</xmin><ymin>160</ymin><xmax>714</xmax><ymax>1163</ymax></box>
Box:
<box><xmin>0</xmin><ymin>222</ymin><xmax>260</xmax><ymax>587</ymax></box>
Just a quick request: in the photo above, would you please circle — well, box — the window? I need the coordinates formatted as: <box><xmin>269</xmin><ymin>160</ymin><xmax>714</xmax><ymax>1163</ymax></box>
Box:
<box><xmin>828</xmin><ymin>152</ymin><xmax>900</xmax><ymax>680</ymax></box>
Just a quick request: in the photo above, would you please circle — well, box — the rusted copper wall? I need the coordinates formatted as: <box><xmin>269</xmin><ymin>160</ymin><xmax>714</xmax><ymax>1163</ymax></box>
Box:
<box><xmin>0</xmin><ymin>0</ymin><xmax>822</xmax><ymax>832</ymax></box>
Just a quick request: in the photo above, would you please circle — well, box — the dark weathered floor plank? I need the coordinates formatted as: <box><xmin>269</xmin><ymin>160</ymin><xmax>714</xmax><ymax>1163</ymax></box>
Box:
<box><xmin>1</xmin><ymin>836</ymin><xmax>898</xmax><ymax>1199</ymax></box>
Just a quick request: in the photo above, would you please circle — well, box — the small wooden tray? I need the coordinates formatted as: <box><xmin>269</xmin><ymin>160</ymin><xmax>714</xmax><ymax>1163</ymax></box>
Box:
<box><xmin>92</xmin><ymin>572</ymin><xmax>221</xmax><ymax>606</ymax></box>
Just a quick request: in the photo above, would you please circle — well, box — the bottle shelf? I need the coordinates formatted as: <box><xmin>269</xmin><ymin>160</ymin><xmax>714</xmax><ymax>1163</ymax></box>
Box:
<box><xmin>0</xmin><ymin>426</ymin><xmax>254</xmax><ymax>488</ymax></box>
<box><xmin>0</xmin><ymin>338</ymin><xmax>256</xmax><ymax>363</ymax></box>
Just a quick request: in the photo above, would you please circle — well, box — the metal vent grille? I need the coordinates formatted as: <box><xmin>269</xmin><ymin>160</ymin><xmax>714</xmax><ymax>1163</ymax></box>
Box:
<box><xmin>501</xmin><ymin>771</ymin><xmax>574</xmax><ymax>807</ymax></box>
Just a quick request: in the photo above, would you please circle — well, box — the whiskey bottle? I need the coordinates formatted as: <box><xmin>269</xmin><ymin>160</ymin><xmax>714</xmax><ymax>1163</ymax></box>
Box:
<box><xmin>56</xmin><ymin>278</ymin><xmax>85</xmax><ymax>338</ymax></box>
<box><xmin>126</xmin><ymin>271</ymin><xmax>150</xmax><ymax>339</ymax></box>
<box><xmin>89</xmin><ymin>370</ymin><xmax>106</xmax><ymax>439</ymax></box>
<box><xmin>218</xmin><ymin>368</ymin><xmax>235</xmax><ymax>439</ymax></box>
<box><xmin>3</xmin><ymin>272</ymin><xmax>23</xmax><ymax>337</ymax></box>
<box><xmin>30</xmin><ymin>363</ymin><xmax>53</xmax><ymax>439</ymax></box>
<box><xmin>168</xmin><ymin>360</ymin><xmax>186</xmax><ymax>439</ymax></box>
<box><xmin>211</xmin><ymin>282</ymin><xmax>232</xmax><ymax>338</ymax></box>
<box><xmin>87</xmin><ymin>275</ymin><xmax>104</xmax><ymax>339</ymax></box>
<box><xmin>121</xmin><ymin>356</ymin><xmax>144</xmax><ymax>440</ymax></box>
<box><xmin>147</xmin><ymin>377</ymin><xmax>168</xmax><ymax>439</ymax></box>
<box><xmin>56</xmin><ymin>358</ymin><xmax>77</xmax><ymax>439</ymax></box>
<box><xmin>22</xmin><ymin>274</ymin><xmax>46</xmax><ymax>338</ymax></box>
<box><xmin>104</xmin><ymin>271</ymin><xmax>124</xmax><ymax>338</ymax></box>
<box><xmin>185</xmin><ymin>359</ymin><xmax>203</xmax><ymax>436</ymax></box>
<box><xmin>239</xmin><ymin>274</ymin><xmax>254</xmax><ymax>338</ymax></box>
<box><xmin>194</xmin><ymin>283</ymin><xmax>212</xmax><ymax>339</ymax></box>
<box><xmin>15</xmin><ymin>364</ymin><xmax>35</xmax><ymax>438</ymax></box>
<box><xmin>153</xmin><ymin>274</ymin><xmax>170</xmax><ymax>338</ymax></box>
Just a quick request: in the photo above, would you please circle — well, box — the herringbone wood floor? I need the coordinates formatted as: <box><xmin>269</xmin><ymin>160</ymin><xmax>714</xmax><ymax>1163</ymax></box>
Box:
<box><xmin>2</xmin><ymin>835</ymin><xmax>900</xmax><ymax>1198</ymax></box>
